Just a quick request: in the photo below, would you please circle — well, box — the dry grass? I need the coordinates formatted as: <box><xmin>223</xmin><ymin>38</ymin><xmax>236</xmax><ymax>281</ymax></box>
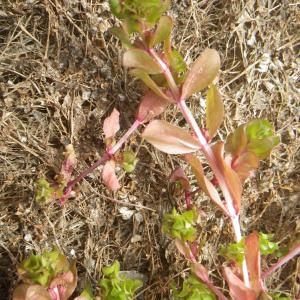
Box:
<box><xmin>0</xmin><ymin>0</ymin><xmax>299</xmax><ymax>299</ymax></box>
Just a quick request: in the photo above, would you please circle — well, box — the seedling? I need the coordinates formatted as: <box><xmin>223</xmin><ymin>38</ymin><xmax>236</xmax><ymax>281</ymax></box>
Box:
<box><xmin>32</xmin><ymin>0</ymin><xmax>300</xmax><ymax>299</ymax></box>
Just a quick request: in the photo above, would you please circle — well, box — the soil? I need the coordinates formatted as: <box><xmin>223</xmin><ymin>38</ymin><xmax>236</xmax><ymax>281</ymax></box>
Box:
<box><xmin>0</xmin><ymin>0</ymin><xmax>299</xmax><ymax>299</ymax></box>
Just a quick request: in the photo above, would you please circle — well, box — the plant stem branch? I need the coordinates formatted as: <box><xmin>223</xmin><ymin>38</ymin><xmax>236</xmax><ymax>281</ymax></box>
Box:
<box><xmin>63</xmin><ymin>119</ymin><xmax>141</xmax><ymax>198</ymax></box>
<box><xmin>262</xmin><ymin>242</ymin><xmax>300</xmax><ymax>280</ymax></box>
<box><xmin>149</xmin><ymin>48</ymin><xmax>250</xmax><ymax>287</ymax></box>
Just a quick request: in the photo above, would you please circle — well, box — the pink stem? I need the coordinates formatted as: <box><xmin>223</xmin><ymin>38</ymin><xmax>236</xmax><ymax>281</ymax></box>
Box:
<box><xmin>185</xmin><ymin>190</ymin><xmax>192</xmax><ymax>210</ymax></box>
<box><xmin>262</xmin><ymin>242</ymin><xmax>300</xmax><ymax>280</ymax></box>
<box><xmin>149</xmin><ymin>48</ymin><xmax>250</xmax><ymax>287</ymax></box>
<box><xmin>63</xmin><ymin>119</ymin><xmax>141</xmax><ymax>198</ymax></box>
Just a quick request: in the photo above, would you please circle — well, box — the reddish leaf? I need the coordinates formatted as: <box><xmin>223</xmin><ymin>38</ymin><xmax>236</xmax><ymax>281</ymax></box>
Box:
<box><xmin>175</xmin><ymin>239</ymin><xmax>194</xmax><ymax>260</ymax></box>
<box><xmin>130</xmin><ymin>69</ymin><xmax>171</xmax><ymax>101</ymax></box>
<box><xmin>245</xmin><ymin>232</ymin><xmax>263</xmax><ymax>295</ymax></box>
<box><xmin>142</xmin><ymin>120</ymin><xmax>200</xmax><ymax>154</ymax></box>
<box><xmin>123</xmin><ymin>49</ymin><xmax>162</xmax><ymax>74</ymax></box>
<box><xmin>233</xmin><ymin>152</ymin><xmax>259</xmax><ymax>183</ymax></box>
<box><xmin>59</xmin><ymin>144</ymin><xmax>77</xmax><ymax>183</ymax></box>
<box><xmin>212</xmin><ymin>142</ymin><xmax>242</xmax><ymax>213</ymax></box>
<box><xmin>206</xmin><ymin>84</ymin><xmax>224</xmax><ymax>139</ymax></box>
<box><xmin>225</xmin><ymin>124</ymin><xmax>248</xmax><ymax>157</ymax></box>
<box><xmin>150</xmin><ymin>16</ymin><xmax>173</xmax><ymax>46</ymax></box>
<box><xmin>102</xmin><ymin>160</ymin><xmax>120</xmax><ymax>191</ymax></box>
<box><xmin>136</xmin><ymin>91</ymin><xmax>169</xmax><ymax>123</ymax></box>
<box><xmin>103</xmin><ymin>108</ymin><xmax>120</xmax><ymax>139</ymax></box>
<box><xmin>13</xmin><ymin>284</ymin><xmax>51</xmax><ymax>300</ymax></box>
<box><xmin>192</xmin><ymin>263</ymin><xmax>229</xmax><ymax>300</ymax></box>
<box><xmin>191</xmin><ymin>263</ymin><xmax>210</xmax><ymax>283</ymax></box>
<box><xmin>181</xmin><ymin>49</ymin><xmax>220</xmax><ymax>100</ymax></box>
<box><xmin>223</xmin><ymin>267</ymin><xmax>256</xmax><ymax>300</ymax></box>
<box><xmin>169</xmin><ymin>167</ymin><xmax>190</xmax><ymax>191</ymax></box>
<box><xmin>184</xmin><ymin>154</ymin><xmax>229</xmax><ymax>216</ymax></box>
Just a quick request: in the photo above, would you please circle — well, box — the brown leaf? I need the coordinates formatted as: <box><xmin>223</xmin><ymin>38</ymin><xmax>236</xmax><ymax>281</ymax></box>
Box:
<box><xmin>181</xmin><ymin>49</ymin><xmax>220</xmax><ymax>100</ymax></box>
<box><xmin>206</xmin><ymin>84</ymin><xmax>224</xmax><ymax>139</ymax></box>
<box><xmin>142</xmin><ymin>120</ymin><xmax>200</xmax><ymax>154</ymax></box>
<box><xmin>184</xmin><ymin>154</ymin><xmax>229</xmax><ymax>215</ymax></box>
<box><xmin>102</xmin><ymin>160</ymin><xmax>120</xmax><ymax>191</ymax></box>
<box><xmin>245</xmin><ymin>232</ymin><xmax>263</xmax><ymax>295</ymax></box>
<box><xmin>123</xmin><ymin>49</ymin><xmax>162</xmax><ymax>74</ymax></box>
<box><xmin>212</xmin><ymin>142</ymin><xmax>242</xmax><ymax>213</ymax></box>
<box><xmin>136</xmin><ymin>91</ymin><xmax>169</xmax><ymax>123</ymax></box>
<box><xmin>103</xmin><ymin>108</ymin><xmax>120</xmax><ymax>139</ymax></box>
<box><xmin>223</xmin><ymin>267</ymin><xmax>257</xmax><ymax>300</ymax></box>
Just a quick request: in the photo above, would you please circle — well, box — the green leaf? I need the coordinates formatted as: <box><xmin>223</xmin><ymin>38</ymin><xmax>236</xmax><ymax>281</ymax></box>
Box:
<box><xmin>18</xmin><ymin>249</ymin><xmax>69</xmax><ymax>287</ymax></box>
<box><xmin>109</xmin><ymin>0</ymin><xmax>123</xmax><ymax>18</ymax></box>
<box><xmin>109</xmin><ymin>26</ymin><xmax>132</xmax><ymax>48</ymax></box>
<box><xmin>130</xmin><ymin>69</ymin><xmax>171</xmax><ymax>101</ymax></box>
<box><xmin>247</xmin><ymin>136</ymin><xmax>280</xmax><ymax>159</ymax></box>
<box><xmin>78</xmin><ymin>282</ymin><xmax>94</xmax><ymax>300</ymax></box>
<box><xmin>246</xmin><ymin>119</ymin><xmax>273</xmax><ymax>140</ymax></box>
<box><xmin>150</xmin><ymin>16</ymin><xmax>173</xmax><ymax>46</ymax></box>
<box><xmin>181</xmin><ymin>48</ymin><xmax>220</xmax><ymax>100</ymax></box>
<box><xmin>169</xmin><ymin>49</ymin><xmax>187</xmax><ymax>73</ymax></box>
<box><xmin>172</xmin><ymin>275</ymin><xmax>216</xmax><ymax>300</ymax></box>
<box><xmin>259</xmin><ymin>233</ymin><xmax>279</xmax><ymax>256</ymax></box>
<box><xmin>206</xmin><ymin>84</ymin><xmax>224</xmax><ymax>139</ymax></box>
<box><xmin>123</xmin><ymin>49</ymin><xmax>162</xmax><ymax>74</ymax></box>
<box><xmin>122</xmin><ymin>150</ymin><xmax>138</xmax><ymax>173</ymax></box>
<box><xmin>220</xmin><ymin>239</ymin><xmax>245</xmax><ymax>265</ymax></box>
<box><xmin>35</xmin><ymin>178</ymin><xmax>54</xmax><ymax>203</ymax></box>
<box><xmin>162</xmin><ymin>208</ymin><xmax>198</xmax><ymax>242</ymax></box>
<box><xmin>270</xmin><ymin>293</ymin><xmax>292</xmax><ymax>300</ymax></box>
<box><xmin>99</xmin><ymin>261</ymin><xmax>142</xmax><ymax>300</ymax></box>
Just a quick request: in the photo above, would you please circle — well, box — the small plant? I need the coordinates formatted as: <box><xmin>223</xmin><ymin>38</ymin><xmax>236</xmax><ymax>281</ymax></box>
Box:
<box><xmin>31</xmin><ymin>0</ymin><xmax>300</xmax><ymax>299</ymax></box>
<box><xmin>13</xmin><ymin>249</ymin><xmax>77</xmax><ymax>300</ymax></box>
<box><xmin>99</xmin><ymin>260</ymin><xmax>143</xmax><ymax>300</ymax></box>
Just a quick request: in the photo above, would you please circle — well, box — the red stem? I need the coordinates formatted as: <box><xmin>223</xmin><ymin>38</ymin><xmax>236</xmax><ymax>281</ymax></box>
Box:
<box><xmin>262</xmin><ymin>242</ymin><xmax>300</xmax><ymax>280</ymax></box>
<box><xmin>62</xmin><ymin>119</ymin><xmax>141</xmax><ymax>200</ymax></box>
<box><xmin>148</xmin><ymin>47</ymin><xmax>250</xmax><ymax>287</ymax></box>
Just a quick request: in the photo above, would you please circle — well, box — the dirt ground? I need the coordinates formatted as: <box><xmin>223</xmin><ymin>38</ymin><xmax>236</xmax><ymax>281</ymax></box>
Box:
<box><xmin>0</xmin><ymin>0</ymin><xmax>299</xmax><ymax>299</ymax></box>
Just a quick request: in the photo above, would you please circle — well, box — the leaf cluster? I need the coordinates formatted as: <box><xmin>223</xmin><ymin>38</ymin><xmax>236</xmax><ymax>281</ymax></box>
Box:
<box><xmin>162</xmin><ymin>208</ymin><xmax>198</xmax><ymax>242</ymax></box>
<box><xmin>172</xmin><ymin>275</ymin><xmax>216</xmax><ymax>300</ymax></box>
<box><xmin>99</xmin><ymin>261</ymin><xmax>143</xmax><ymax>300</ymax></box>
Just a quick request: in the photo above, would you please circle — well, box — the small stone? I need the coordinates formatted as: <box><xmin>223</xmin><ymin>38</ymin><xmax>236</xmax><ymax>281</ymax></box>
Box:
<box><xmin>131</xmin><ymin>234</ymin><xmax>142</xmax><ymax>243</ymax></box>
<box><xmin>24</xmin><ymin>233</ymin><xmax>32</xmax><ymax>242</ymax></box>
<box><xmin>118</xmin><ymin>207</ymin><xmax>135</xmax><ymax>220</ymax></box>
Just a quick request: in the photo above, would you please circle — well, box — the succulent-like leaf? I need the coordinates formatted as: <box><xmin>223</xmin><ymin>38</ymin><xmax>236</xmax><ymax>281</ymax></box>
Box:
<box><xmin>102</xmin><ymin>160</ymin><xmax>120</xmax><ymax>191</ymax></box>
<box><xmin>13</xmin><ymin>284</ymin><xmax>52</xmax><ymax>300</ymax></box>
<box><xmin>35</xmin><ymin>178</ymin><xmax>55</xmax><ymax>203</ymax></box>
<box><xmin>220</xmin><ymin>239</ymin><xmax>245</xmax><ymax>266</ymax></box>
<box><xmin>232</xmin><ymin>152</ymin><xmax>259</xmax><ymax>183</ymax></box>
<box><xmin>172</xmin><ymin>275</ymin><xmax>216</xmax><ymax>300</ymax></box>
<box><xmin>225</xmin><ymin>125</ymin><xmax>248</xmax><ymax>157</ymax></box>
<box><xmin>142</xmin><ymin>120</ymin><xmax>200</xmax><ymax>154</ymax></box>
<box><xmin>206</xmin><ymin>84</ymin><xmax>224</xmax><ymax>139</ymax></box>
<box><xmin>164</xmin><ymin>38</ymin><xmax>187</xmax><ymax>74</ymax></box>
<box><xmin>184</xmin><ymin>154</ymin><xmax>229</xmax><ymax>216</ymax></box>
<box><xmin>174</xmin><ymin>239</ymin><xmax>194</xmax><ymax>260</ymax></box>
<box><xmin>245</xmin><ymin>232</ymin><xmax>263</xmax><ymax>295</ymax></box>
<box><xmin>169</xmin><ymin>167</ymin><xmax>190</xmax><ymax>191</ymax></box>
<box><xmin>136</xmin><ymin>90</ymin><xmax>169</xmax><ymax>123</ymax></box>
<box><xmin>223</xmin><ymin>267</ymin><xmax>256</xmax><ymax>300</ymax></box>
<box><xmin>162</xmin><ymin>208</ymin><xmax>198</xmax><ymax>242</ymax></box>
<box><xmin>150</xmin><ymin>16</ymin><xmax>173</xmax><ymax>46</ymax></box>
<box><xmin>103</xmin><ymin>108</ymin><xmax>120</xmax><ymax>140</ymax></box>
<box><xmin>130</xmin><ymin>69</ymin><xmax>171</xmax><ymax>101</ymax></box>
<box><xmin>259</xmin><ymin>233</ymin><xmax>279</xmax><ymax>256</ymax></box>
<box><xmin>181</xmin><ymin>49</ymin><xmax>220</xmax><ymax>100</ymax></box>
<box><xmin>99</xmin><ymin>261</ymin><xmax>142</xmax><ymax>299</ymax></box>
<box><xmin>123</xmin><ymin>49</ymin><xmax>162</xmax><ymax>74</ymax></box>
<box><xmin>212</xmin><ymin>142</ymin><xmax>242</xmax><ymax>213</ymax></box>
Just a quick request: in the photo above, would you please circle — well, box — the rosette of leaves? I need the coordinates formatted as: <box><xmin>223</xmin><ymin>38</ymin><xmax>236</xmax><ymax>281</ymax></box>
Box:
<box><xmin>99</xmin><ymin>260</ymin><xmax>142</xmax><ymax>300</ymax></box>
<box><xmin>162</xmin><ymin>208</ymin><xmax>198</xmax><ymax>242</ymax></box>
<box><xmin>13</xmin><ymin>249</ymin><xmax>77</xmax><ymax>300</ymax></box>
